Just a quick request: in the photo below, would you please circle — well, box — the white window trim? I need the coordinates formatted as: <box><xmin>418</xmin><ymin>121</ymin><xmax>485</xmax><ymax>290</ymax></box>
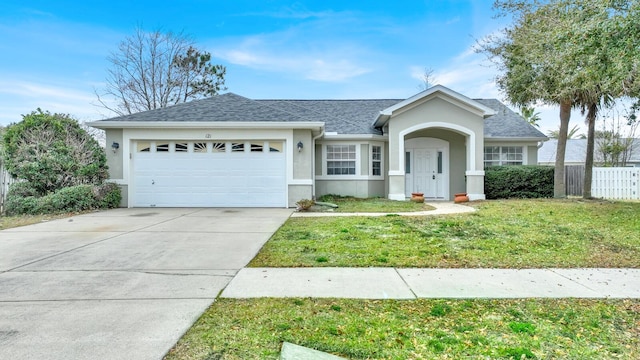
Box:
<box><xmin>483</xmin><ymin>145</ymin><xmax>526</xmax><ymax>167</ymax></box>
<box><xmin>370</xmin><ymin>142</ymin><xmax>384</xmax><ymax>177</ymax></box>
<box><xmin>317</xmin><ymin>141</ymin><xmax>387</xmax><ymax>180</ymax></box>
<box><xmin>323</xmin><ymin>143</ymin><xmax>359</xmax><ymax>177</ymax></box>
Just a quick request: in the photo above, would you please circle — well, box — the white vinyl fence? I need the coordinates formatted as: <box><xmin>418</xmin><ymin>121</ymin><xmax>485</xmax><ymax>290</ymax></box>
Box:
<box><xmin>592</xmin><ymin>167</ymin><xmax>640</xmax><ymax>200</ymax></box>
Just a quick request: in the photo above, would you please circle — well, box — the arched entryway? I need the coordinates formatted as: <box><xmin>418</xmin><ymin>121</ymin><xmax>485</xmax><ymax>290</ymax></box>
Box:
<box><xmin>404</xmin><ymin>137</ymin><xmax>449</xmax><ymax>199</ymax></box>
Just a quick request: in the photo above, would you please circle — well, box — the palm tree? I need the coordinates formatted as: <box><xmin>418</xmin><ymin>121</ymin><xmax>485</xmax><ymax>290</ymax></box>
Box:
<box><xmin>519</xmin><ymin>106</ymin><xmax>541</xmax><ymax>127</ymax></box>
<box><xmin>546</xmin><ymin>124</ymin><xmax>584</xmax><ymax>139</ymax></box>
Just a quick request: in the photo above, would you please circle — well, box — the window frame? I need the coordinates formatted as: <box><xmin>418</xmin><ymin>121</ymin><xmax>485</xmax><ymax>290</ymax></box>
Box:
<box><xmin>325</xmin><ymin>144</ymin><xmax>357</xmax><ymax>175</ymax></box>
<box><xmin>370</xmin><ymin>143</ymin><xmax>383</xmax><ymax>177</ymax></box>
<box><xmin>484</xmin><ymin>146</ymin><xmax>524</xmax><ymax>167</ymax></box>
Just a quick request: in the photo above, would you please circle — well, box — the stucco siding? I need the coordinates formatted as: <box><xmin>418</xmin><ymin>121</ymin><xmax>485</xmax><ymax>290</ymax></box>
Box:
<box><xmin>289</xmin><ymin>184</ymin><xmax>313</xmax><ymax>207</ymax></box>
<box><xmin>316</xmin><ymin>180</ymin><xmax>384</xmax><ymax>198</ymax></box>
<box><xmin>115</xmin><ymin>184</ymin><xmax>127</xmax><ymax>208</ymax></box>
<box><xmin>388</xmin><ymin>96</ymin><xmax>485</xmax><ymax>173</ymax></box>
<box><xmin>293</xmin><ymin>129</ymin><xmax>312</xmax><ymax>180</ymax></box>
<box><xmin>105</xmin><ymin>129</ymin><xmax>124</xmax><ymax>180</ymax></box>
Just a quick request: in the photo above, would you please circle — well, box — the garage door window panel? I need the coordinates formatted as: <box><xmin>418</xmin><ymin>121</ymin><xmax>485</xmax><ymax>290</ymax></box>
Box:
<box><xmin>231</xmin><ymin>142</ymin><xmax>245</xmax><ymax>152</ymax></box>
<box><xmin>175</xmin><ymin>142</ymin><xmax>188</xmax><ymax>153</ymax></box>
<box><xmin>269</xmin><ymin>141</ymin><xmax>283</xmax><ymax>152</ymax></box>
<box><xmin>194</xmin><ymin>142</ymin><xmax>208</xmax><ymax>153</ymax></box>
<box><xmin>156</xmin><ymin>142</ymin><xmax>170</xmax><ymax>152</ymax></box>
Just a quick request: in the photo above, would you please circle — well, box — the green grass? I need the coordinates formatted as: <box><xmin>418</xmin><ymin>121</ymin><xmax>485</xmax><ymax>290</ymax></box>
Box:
<box><xmin>250</xmin><ymin>199</ymin><xmax>640</xmax><ymax>268</ymax></box>
<box><xmin>0</xmin><ymin>213</ymin><xmax>75</xmax><ymax>230</ymax></box>
<box><xmin>165</xmin><ymin>298</ymin><xmax>640</xmax><ymax>360</ymax></box>
<box><xmin>315</xmin><ymin>195</ymin><xmax>435</xmax><ymax>213</ymax></box>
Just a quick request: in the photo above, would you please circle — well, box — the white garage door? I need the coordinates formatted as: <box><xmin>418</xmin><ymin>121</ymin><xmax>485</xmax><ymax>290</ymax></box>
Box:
<box><xmin>133</xmin><ymin>140</ymin><xmax>286</xmax><ymax>207</ymax></box>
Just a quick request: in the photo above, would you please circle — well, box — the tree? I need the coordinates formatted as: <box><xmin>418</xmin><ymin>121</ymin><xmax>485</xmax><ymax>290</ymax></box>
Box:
<box><xmin>2</xmin><ymin>109</ymin><xmax>108</xmax><ymax>195</ymax></box>
<box><xmin>482</xmin><ymin>0</ymin><xmax>640</xmax><ymax>198</ymax></box>
<box><xmin>519</xmin><ymin>106</ymin><xmax>541</xmax><ymax>127</ymax></box>
<box><xmin>96</xmin><ymin>27</ymin><xmax>226</xmax><ymax>116</ymax></box>
<box><xmin>417</xmin><ymin>67</ymin><xmax>437</xmax><ymax>91</ymax></box>
<box><xmin>596</xmin><ymin>107</ymin><xmax>639</xmax><ymax>166</ymax></box>
<box><xmin>546</xmin><ymin>125</ymin><xmax>584</xmax><ymax>139</ymax></box>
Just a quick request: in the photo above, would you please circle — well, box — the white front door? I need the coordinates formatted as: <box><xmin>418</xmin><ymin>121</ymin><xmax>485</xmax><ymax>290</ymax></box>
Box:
<box><xmin>413</xmin><ymin>149</ymin><xmax>438</xmax><ymax>197</ymax></box>
<box><xmin>405</xmin><ymin>138</ymin><xmax>449</xmax><ymax>199</ymax></box>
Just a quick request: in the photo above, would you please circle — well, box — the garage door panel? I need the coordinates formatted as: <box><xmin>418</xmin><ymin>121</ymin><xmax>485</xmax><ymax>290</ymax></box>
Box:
<box><xmin>133</xmin><ymin>141</ymin><xmax>286</xmax><ymax>207</ymax></box>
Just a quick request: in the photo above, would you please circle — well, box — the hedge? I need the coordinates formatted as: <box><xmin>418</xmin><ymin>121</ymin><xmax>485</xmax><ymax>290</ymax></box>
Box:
<box><xmin>484</xmin><ymin>166</ymin><xmax>554</xmax><ymax>199</ymax></box>
<box><xmin>5</xmin><ymin>182</ymin><xmax>121</xmax><ymax>215</ymax></box>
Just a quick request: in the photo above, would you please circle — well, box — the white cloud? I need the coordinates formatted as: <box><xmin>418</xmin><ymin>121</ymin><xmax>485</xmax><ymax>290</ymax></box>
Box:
<box><xmin>0</xmin><ymin>79</ymin><xmax>106</xmax><ymax>125</ymax></box>
<box><xmin>211</xmin><ymin>35</ymin><xmax>372</xmax><ymax>83</ymax></box>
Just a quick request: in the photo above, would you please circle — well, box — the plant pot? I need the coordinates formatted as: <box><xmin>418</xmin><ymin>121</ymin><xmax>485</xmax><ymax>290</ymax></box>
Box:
<box><xmin>411</xmin><ymin>192</ymin><xmax>424</xmax><ymax>203</ymax></box>
<box><xmin>454</xmin><ymin>192</ymin><xmax>469</xmax><ymax>203</ymax></box>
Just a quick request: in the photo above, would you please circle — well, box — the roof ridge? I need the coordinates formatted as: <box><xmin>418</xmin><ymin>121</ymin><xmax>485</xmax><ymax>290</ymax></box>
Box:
<box><xmin>260</xmin><ymin>99</ymin><xmax>383</xmax><ymax>131</ymax></box>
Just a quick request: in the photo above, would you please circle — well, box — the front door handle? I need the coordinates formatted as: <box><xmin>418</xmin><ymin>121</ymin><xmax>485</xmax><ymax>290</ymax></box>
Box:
<box><xmin>432</xmin><ymin>175</ymin><xmax>435</xmax><ymax>180</ymax></box>
<box><xmin>152</xmin><ymin>180</ymin><xmax>155</xmax><ymax>185</ymax></box>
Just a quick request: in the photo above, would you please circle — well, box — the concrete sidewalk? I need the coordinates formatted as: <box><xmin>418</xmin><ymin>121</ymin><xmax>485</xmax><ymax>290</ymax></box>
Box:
<box><xmin>221</xmin><ymin>267</ymin><xmax>640</xmax><ymax>299</ymax></box>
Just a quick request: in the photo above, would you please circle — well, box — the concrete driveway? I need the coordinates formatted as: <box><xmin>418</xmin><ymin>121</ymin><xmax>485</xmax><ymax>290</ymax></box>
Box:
<box><xmin>0</xmin><ymin>208</ymin><xmax>292</xmax><ymax>360</ymax></box>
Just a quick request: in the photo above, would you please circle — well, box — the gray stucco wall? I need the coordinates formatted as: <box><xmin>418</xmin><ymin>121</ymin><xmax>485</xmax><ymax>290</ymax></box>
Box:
<box><xmin>316</xmin><ymin>180</ymin><xmax>385</xmax><ymax>198</ymax></box>
<box><xmin>105</xmin><ymin>129</ymin><xmax>124</xmax><ymax>179</ymax></box>
<box><xmin>289</xmin><ymin>184</ymin><xmax>313</xmax><ymax>207</ymax></box>
<box><xmin>293</xmin><ymin>130</ymin><xmax>313</xmax><ymax>179</ymax></box>
<box><xmin>527</xmin><ymin>145</ymin><xmax>538</xmax><ymax>165</ymax></box>
<box><xmin>116</xmin><ymin>184</ymin><xmax>127</xmax><ymax>208</ymax></box>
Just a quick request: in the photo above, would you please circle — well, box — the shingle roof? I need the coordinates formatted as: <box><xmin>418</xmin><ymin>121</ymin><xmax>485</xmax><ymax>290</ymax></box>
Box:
<box><xmin>95</xmin><ymin>92</ymin><xmax>546</xmax><ymax>139</ymax></box>
<box><xmin>538</xmin><ymin>138</ymin><xmax>640</xmax><ymax>164</ymax></box>
<box><xmin>97</xmin><ymin>93</ymin><xmax>311</xmax><ymax>122</ymax></box>
<box><xmin>257</xmin><ymin>99</ymin><xmax>402</xmax><ymax>135</ymax></box>
<box><xmin>475</xmin><ymin>99</ymin><xmax>547</xmax><ymax>139</ymax></box>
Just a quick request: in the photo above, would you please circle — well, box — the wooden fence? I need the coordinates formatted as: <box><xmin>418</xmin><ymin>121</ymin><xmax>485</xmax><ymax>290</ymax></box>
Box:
<box><xmin>563</xmin><ymin>165</ymin><xmax>640</xmax><ymax>200</ymax></box>
<box><xmin>565</xmin><ymin>165</ymin><xmax>585</xmax><ymax>196</ymax></box>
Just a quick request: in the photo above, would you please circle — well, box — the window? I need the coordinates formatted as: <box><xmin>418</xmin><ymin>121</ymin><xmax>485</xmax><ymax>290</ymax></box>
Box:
<box><xmin>175</xmin><ymin>142</ymin><xmax>188</xmax><ymax>152</ymax></box>
<box><xmin>156</xmin><ymin>142</ymin><xmax>169</xmax><ymax>152</ymax></box>
<box><xmin>405</xmin><ymin>152</ymin><xmax>411</xmax><ymax>174</ymax></box>
<box><xmin>193</xmin><ymin>142</ymin><xmax>208</xmax><ymax>153</ymax></box>
<box><xmin>326</xmin><ymin>145</ymin><xmax>356</xmax><ymax>175</ymax></box>
<box><xmin>211</xmin><ymin>142</ymin><xmax>226</xmax><ymax>153</ymax></box>
<box><xmin>269</xmin><ymin>141</ymin><xmax>283</xmax><ymax>152</ymax></box>
<box><xmin>250</xmin><ymin>142</ymin><xmax>264</xmax><ymax>152</ymax></box>
<box><xmin>137</xmin><ymin>142</ymin><xmax>150</xmax><ymax>152</ymax></box>
<box><xmin>231</xmin><ymin>142</ymin><xmax>245</xmax><ymax>152</ymax></box>
<box><xmin>484</xmin><ymin>146</ymin><xmax>523</xmax><ymax>167</ymax></box>
<box><xmin>371</xmin><ymin>145</ymin><xmax>382</xmax><ymax>176</ymax></box>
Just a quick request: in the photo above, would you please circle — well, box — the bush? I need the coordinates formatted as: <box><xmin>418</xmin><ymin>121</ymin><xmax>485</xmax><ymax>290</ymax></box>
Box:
<box><xmin>2</xmin><ymin>109</ymin><xmax>108</xmax><ymax>195</ymax></box>
<box><xmin>5</xmin><ymin>183</ymin><xmax>121</xmax><ymax>215</ymax></box>
<box><xmin>484</xmin><ymin>166</ymin><xmax>553</xmax><ymax>199</ymax></box>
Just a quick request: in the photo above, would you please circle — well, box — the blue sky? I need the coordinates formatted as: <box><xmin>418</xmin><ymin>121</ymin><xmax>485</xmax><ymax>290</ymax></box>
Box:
<box><xmin>0</xmin><ymin>0</ymin><xmax>565</xmax><ymax>132</ymax></box>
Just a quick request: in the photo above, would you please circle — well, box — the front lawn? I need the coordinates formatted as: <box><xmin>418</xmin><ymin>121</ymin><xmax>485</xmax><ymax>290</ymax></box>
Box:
<box><xmin>165</xmin><ymin>298</ymin><xmax>640</xmax><ymax>360</ymax></box>
<box><xmin>250</xmin><ymin>199</ymin><xmax>640</xmax><ymax>268</ymax></box>
<box><xmin>314</xmin><ymin>195</ymin><xmax>435</xmax><ymax>213</ymax></box>
<box><xmin>0</xmin><ymin>213</ymin><xmax>73</xmax><ymax>230</ymax></box>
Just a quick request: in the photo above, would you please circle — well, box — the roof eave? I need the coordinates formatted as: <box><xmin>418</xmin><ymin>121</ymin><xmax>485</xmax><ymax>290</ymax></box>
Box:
<box><xmin>485</xmin><ymin>136</ymin><xmax>550</xmax><ymax>142</ymax></box>
<box><xmin>88</xmin><ymin>121</ymin><xmax>326</xmax><ymax>131</ymax></box>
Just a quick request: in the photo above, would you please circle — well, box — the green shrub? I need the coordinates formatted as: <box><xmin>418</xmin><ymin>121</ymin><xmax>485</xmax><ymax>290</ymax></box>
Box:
<box><xmin>5</xmin><ymin>183</ymin><xmax>121</xmax><ymax>215</ymax></box>
<box><xmin>2</xmin><ymin>109</ymin><xmax>108</xmax><ymax>195</ymax></box>
<box><xmin>6</xmin><ymin>181</ymin><xmax>39</xmax><ymax>198</ymax></box>
<box><xmin>484</xmin><ymin>166</ymin><xmax>553</xmax><ymax>199</ymax></box>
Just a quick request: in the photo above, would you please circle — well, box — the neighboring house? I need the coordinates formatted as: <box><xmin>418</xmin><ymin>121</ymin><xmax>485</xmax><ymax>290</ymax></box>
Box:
<box><xmin>538</xmin><ymin>139</ymin><xmax>640</xmax><ymax>167</ymax></box>
<box><xmin>89</xmin><ymin>85</ymin><xmax>547</xmax><ymax>208</ymax></box>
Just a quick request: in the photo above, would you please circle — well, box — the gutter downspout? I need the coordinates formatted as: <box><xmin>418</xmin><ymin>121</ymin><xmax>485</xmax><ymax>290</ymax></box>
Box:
<box><xmin>311</xmin><ymin>128</ymin><xmax>325</xmax><ymax>199</ymax></box>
